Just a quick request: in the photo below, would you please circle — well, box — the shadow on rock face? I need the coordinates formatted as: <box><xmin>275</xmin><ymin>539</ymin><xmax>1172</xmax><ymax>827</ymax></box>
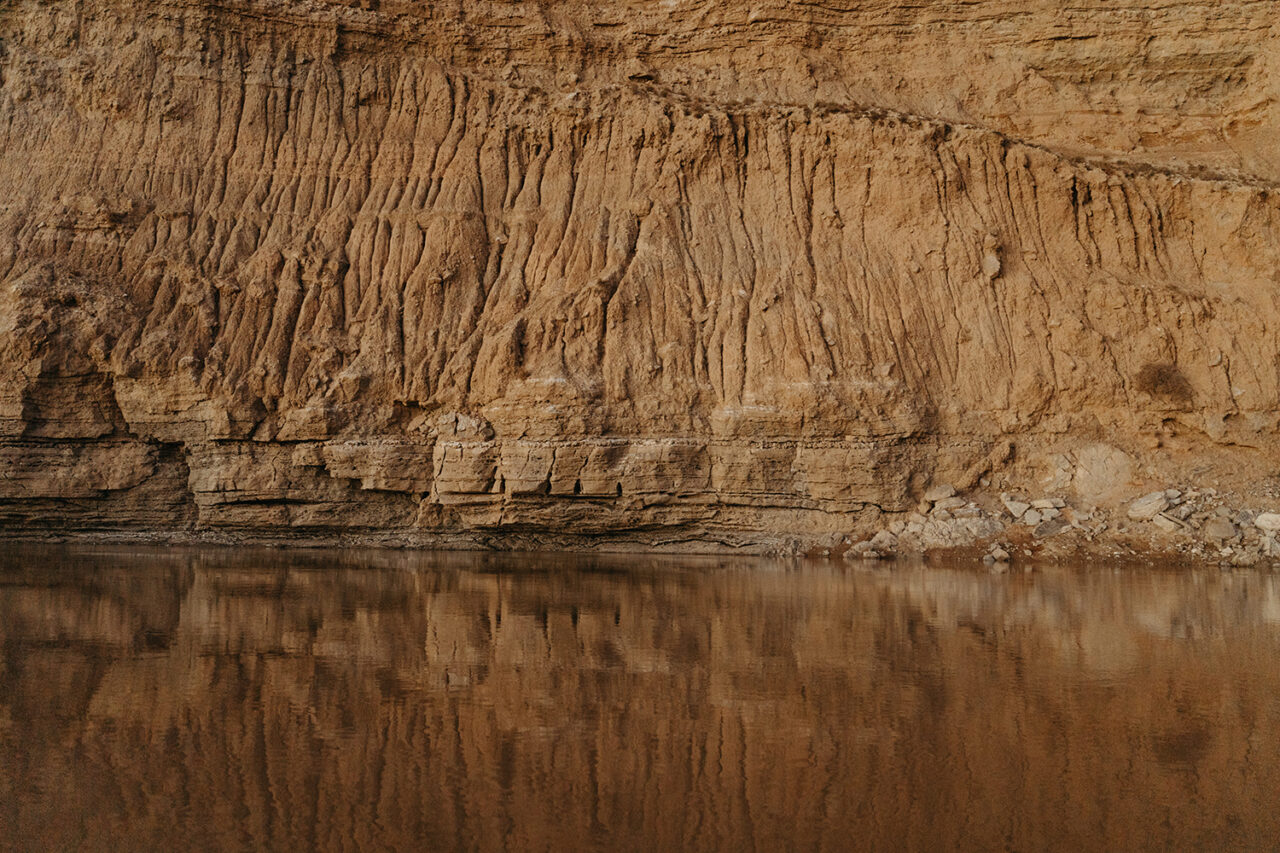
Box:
<box><xmin>1136</xmin><ymin>362</ymin><xmax>1194</xmax><ymax>408</ymax></box>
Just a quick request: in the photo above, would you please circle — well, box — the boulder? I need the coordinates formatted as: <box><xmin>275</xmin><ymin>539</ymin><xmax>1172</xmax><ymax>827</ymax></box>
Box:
<box><xmin>1127</xmin><ymin>492</ymin><xmax>1169</xmax><ymax>521</ymax></box>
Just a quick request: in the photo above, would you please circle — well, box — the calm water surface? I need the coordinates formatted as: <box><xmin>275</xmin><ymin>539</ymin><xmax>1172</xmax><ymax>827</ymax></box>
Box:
<box><xmin>1</xmin><ymin>545</ymin><xmax>1279</xmax><ymax>851</ymax></box>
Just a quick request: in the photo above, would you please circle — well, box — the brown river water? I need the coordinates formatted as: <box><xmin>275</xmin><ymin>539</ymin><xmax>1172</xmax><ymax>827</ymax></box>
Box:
<box><xmin>1</xmin><ymin>545</ymin><xmax>1279</xmax><ymax>852</ymax></box>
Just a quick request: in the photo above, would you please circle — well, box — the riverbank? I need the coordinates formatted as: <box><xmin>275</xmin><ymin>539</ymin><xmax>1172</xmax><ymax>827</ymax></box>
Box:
<box><xmin>843</xmin><ymin>483</ymin><xmax>1280</xmax><ymax>570</ymax></box>
<box><xmin>6</xmin><ymin>486</ymin><xmax>1280</xmax><ymax>571</ymax></box>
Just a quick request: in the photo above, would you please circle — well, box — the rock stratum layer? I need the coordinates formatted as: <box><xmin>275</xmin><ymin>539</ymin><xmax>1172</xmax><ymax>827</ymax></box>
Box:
<box><xmin>1</xmin><ymin>1</ymin><xmax>1278</xmax><ymax>551</ymax></box>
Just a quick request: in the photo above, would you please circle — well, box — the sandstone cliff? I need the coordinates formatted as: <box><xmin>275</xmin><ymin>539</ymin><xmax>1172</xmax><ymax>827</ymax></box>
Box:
<box><xmin>1</xmin><ymin>1</ymin><xmax>1278</xmax><ymax>551</ymax></box>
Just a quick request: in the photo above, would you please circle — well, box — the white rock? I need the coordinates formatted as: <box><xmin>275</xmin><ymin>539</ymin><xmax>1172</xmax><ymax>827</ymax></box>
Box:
<box><xmin>1254</xmin><ymin>513</ymin><xmax>1280</xmax><ymax>532</ymax></box>
<box><xmin>1128</xmin><ymin>492</ymin><xmax>1169</xmax><ymax>521</ymax></box>
<box><xmin>844</xmin><ymin>541</ymin><xmax>877</xmax><ymax>560</ymax></box>
<box><xmin>1031</xmin><ymin>498</ymin><xmax>1065</xmax><ymax>509</ymax></box>
<box><xmin>870</xmin><ymin>530</ymin><xmax>898</xmax><ymax>551</ymax></box>
<box><xmin>1002</xmin><ymin>496</ymin><xmax>1031</xmax><ymax>518</ymax></box>
<box><xmin>932</xmin><ymin>496</ymin><xmax>965</xmax><ymax>512</ymax></box>
<box><xmin>1023</xmin><ymin>509</ymin><xmax>1043</xmax><ymax>526</ymax></box>
<box><xmin>1152</xmin><ymin>513</ymin><xmax>1183</xmax><ymax>533</ymax></box>
<box><xmin>924</xmin><ymin>484</ymin><xmax>956</xmax><ymax>502</ymax></box>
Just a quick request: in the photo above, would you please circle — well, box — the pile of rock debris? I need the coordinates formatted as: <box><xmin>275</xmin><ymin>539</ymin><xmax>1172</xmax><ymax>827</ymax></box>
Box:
<box><xmin>847</xmin><ymin>484</ymin><xmax>1280</xmax><ymax>569</ymax></box>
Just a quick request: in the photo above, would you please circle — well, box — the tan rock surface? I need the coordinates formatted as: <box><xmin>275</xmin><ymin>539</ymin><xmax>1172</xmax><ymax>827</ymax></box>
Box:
<box><xmin>1</xmin><ymin>1</ymin><xmax>1278</xmax><ymax>551</ymax></box>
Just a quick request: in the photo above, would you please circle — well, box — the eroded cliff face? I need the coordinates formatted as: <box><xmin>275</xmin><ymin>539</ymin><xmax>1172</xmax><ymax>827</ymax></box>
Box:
<box><xmin>1</xmin><ymin>1</ymin><xmax>1278</xmax><ymax>549</ymax></box>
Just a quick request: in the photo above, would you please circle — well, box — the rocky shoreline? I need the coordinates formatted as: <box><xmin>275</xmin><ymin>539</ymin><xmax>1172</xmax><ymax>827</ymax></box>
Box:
<box><xmin>847</xmin><ymin>484</ymin><xmax>1280</xmax><ymax>570</ymax></box>
<box><xmin>8</xmin><ymin>483</ymin><xmax>1280</xmax><ymax>572</ymax></box>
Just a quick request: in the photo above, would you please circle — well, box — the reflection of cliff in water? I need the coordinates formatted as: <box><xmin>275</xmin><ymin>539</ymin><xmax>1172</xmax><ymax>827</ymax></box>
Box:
<box><xmin>2</xmin><ymin>546</ymin><xmax>1280</xmax><ymax>851</ymax></box>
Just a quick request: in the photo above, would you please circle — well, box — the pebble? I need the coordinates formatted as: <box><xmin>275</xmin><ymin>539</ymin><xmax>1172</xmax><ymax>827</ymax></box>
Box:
<box><xmin>844</xmin><ymin>541</ymin><xmax>873</xmax><ymax>559</ymax></box>
<box><xmin>1203</xmin><ymin>517</ymin><xmax>1237</xmax><ymax>541</ymax></box>
<box><xmin>1034</xmin><ymin>518</ymin><xmax>1068</xmax><ymax>538</ymax></box>
<box><xmin>1031</xmin><ymin>498</ymin><xmax>1065</xmax><ymax>509</ymax></box>
<box><xmin>1001</xmin><ymin>495</ymin><xmax>1031</xmax><ymax>518</ymax></box>
<box><xmin>1128</xmin><ymin>492</ymin><xmax>1169</xmax><ymax>521</ymax></box>
<box><xmin>932</xmin><ymin>496</ymin><xmax>966</xmax><ymax>512</ymax></box>
<box><xmin>1152</xmin><ymin>513</ymin><xmax>1183</xmax><ymax>533</ymax></box>
<box><xmin>989</xmin><ymin>547</ymin><xmax>1011</xmax><ymax>562</ymax></box>
<box><xmin>1022</xmin><ymin>509</ymin><xmax>1043</xmax><ymax>526</ymax></box>
<box><xmin>924</xmin><ymin>484</ymin><xmax>957</xmax><ymax>502</ymax></box>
